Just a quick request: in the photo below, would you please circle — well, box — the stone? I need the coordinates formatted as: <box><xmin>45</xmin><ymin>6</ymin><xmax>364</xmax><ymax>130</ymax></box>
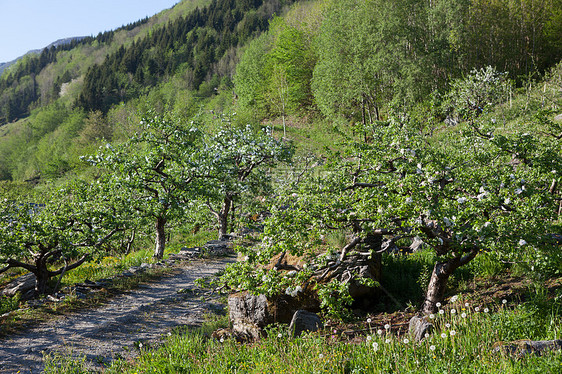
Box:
<box><xmin>492</xmin><ymin>339</ymin><xmax>562</xmax><ymax>356</ymax></box>
<box><xmin>1</xmin><ymin>273</ymin><xmax>36</xmax><ymax>297</ymax></box>
<box><xmin>289</xmin><ymin>310</ymin><xmax>323</xmax><ymax>337</ymax></box>
<box><xmin>409</xmin><ymin>236</ymin><xmax>426</xmax><ymax>252</ymax></box>
<box><xmin>409</xmin><ymin>315</ymin><xmax>433</xmax><ymax>342</ymax></box>
<box><xmin>228</xmin><ymin>292</ymin><xmax>270</xmax><ymax>327</ymax></box>
<box><xmin>228</xmin><ymin>292</ymin><xmax>271</xmax><ymax>340</ymax></box>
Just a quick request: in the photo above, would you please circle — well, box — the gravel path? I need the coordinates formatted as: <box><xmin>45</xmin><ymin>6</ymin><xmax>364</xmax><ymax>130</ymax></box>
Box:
<box><xmin>0</xmin><ymin>255</ymin><xmax>235</xmax><ymax>373</ymax></box>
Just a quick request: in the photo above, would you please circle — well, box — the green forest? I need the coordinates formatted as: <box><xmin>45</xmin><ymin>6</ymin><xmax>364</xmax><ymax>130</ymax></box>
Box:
<box><xmin>1</xmin><ymin>0</ymin><xmax>562</xmax><ymax>372</ymax></box>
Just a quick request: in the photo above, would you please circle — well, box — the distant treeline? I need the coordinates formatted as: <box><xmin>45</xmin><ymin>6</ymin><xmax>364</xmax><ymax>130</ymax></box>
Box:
<box><xmin>0</xmin><ymin>17</ymin><xmax>151</xmax><ymax>124</ymax></box>
<box><xmin>77</xmin><ymin>0</ymin><xmax>294</xmax><ymax>113</ymax></box>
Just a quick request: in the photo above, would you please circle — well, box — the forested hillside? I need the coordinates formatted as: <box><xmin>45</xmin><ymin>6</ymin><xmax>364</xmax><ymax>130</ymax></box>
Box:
<box><xmin>1</xmin><ymin>1</ymin><xmax>562</xmax><ymax>371</ymax></box>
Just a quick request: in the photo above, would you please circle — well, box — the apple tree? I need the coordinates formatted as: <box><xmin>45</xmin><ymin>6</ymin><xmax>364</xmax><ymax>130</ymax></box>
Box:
<box><xmin>201</xmin><ymin>122</ymin><xmax>294</xmax><ymax>239</ymax></box>
<box><xmin>231</xmin><ymin>111</ymin><xmax>560</xmax><ymax>316</ymax></box>
<box><xmin>85</xmin><ymin>111</ymin><xmax>204</xmax><ymax>259</ymax></box>
<box><xmin>0</xmin><ymin>179</ymin><xmax>124</xmax><ymax>295</ymax></box>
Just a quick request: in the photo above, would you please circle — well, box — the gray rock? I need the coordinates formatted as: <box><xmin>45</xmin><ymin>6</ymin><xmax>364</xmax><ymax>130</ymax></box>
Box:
<box><xmin>409</xmin><ymin>236</ymin><xmax>426</xmax><ymax>252</ymax></box>
<box><xmin>228</xmin><ymin>292</ymin><xmax>269</xmax><ymax>327</ymax></box>
<box><xmin>228</xmin><ymin>292</ymin><xmax>270</xmax><ymax>341</ymax></box>
<box><xmin>1</xmin><ymin>273</ymin><xmax>36</xmax><ymax>297</ymax></box>
<box><xmin>289</xmin><ymin>310</ymin><xmax>323</xmax><ymax>337</ymax></box>
<box><xmin>492</xmin><ymin>339</ymin><xmax>562</xmax><ymax>356</ymax></box>
<box><xmin>409</xmin><ymin>315</ymin><xmax>433</xmax><ymax>342</ymax></box>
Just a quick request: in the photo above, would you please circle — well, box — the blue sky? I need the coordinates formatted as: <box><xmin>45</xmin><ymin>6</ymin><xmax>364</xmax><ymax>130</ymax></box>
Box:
<box><xmin>0</xmin><ymin>0</ymin><xmax>181</xmax><ymax>63</ymax></box>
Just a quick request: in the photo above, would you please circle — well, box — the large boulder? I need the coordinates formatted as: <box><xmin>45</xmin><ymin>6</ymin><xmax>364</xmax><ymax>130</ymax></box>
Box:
<box><xmin>492</xmin><ymin>340</ymin><xmax>562</xmax><ymax>356</ymax></box>
<box><xmin>1</xmin><ymin>273</ymin><xmax>36</xmax><ymax>298</ymax></box>
<box><xmin>289</xmin><ymin>310</ymin><xmax>323</xmax><ymax>337</ymax></box>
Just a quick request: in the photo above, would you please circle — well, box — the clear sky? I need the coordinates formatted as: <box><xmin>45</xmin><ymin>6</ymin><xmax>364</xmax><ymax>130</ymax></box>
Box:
<box><xmin>0</xmin><ymin>0</ymin><xmax>181</xmax><ymax>63</ymax></box>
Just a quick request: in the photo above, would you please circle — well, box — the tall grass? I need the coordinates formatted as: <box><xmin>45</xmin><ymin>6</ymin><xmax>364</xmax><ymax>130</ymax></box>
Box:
<box><xmin>44</xmin><ymin>295</ymin><xmax>562</xmax><ymax>373</ymax></box>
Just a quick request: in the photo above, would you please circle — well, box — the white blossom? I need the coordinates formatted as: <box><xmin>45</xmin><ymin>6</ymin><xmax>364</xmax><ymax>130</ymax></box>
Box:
<box><xmin>457</xmin><ymin>197</ymin><xmax>467</xmax><ymax>204</ymax></box>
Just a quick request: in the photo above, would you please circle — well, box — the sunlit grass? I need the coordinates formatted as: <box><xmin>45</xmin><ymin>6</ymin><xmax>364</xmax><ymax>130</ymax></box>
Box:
<box><xmin>44</xmin><ymin>296</ymin><xmax>562</xmax><ymax>374</ymax></box>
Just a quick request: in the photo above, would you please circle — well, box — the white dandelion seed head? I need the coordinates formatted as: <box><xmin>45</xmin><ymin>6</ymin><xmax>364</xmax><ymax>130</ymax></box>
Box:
<box><xmin>484</xmin><ymin>308</ymin><xmax>489</xmax><ymax>313</ymax></box>
<box><xmin>429</xmin><ymin>314</ymin><xmax>435</xmax><ymax>319</ymax></box>
<box><xmin>425</xmin><ymin>333</ymin><xmax>430</xmax><ymax>338</ymax></box>
<box><xmin>403</xmin><ymin>338</ymin><xmax>409</xmax><ymax>344</ymax></box>
<box><xmin>465</xmin><ymin>302</ymin><xmax>469</xmax><ymax>307</ymax></box>
<box><xmin>319</xmin><ymin>353</ymin><xmax>324</xmax><ymax>359</ymax></box>
<box><xmin>450</xmin><ymin>295</ymin><xmax>459</xmax><ymax>303</ymax></box>
<box><xmin>450</xmin><ymin>330</ymin><xmax>456</xmax><ymax>336</ymax></box>
<box><xmin>278</xmin><ymin>333</ymin><xmax>283</xmax><ymax>338</ymax></box>
<box><xmin>430</xmin><ymin>345</ymin><xmax>436</xmax><ymax>351</ymax></box>
<box><xmin>475</xmin><ymin>307</ymin><xmax>480</xmax><ymax>312</ymax></box>
<box><xmin>436</xmin><ymin>302</ymin><xmax>442</xmax><ymax>308</ymax></box>
<box><xmin>384</xmin><ymin>324</ymin><xmax>391</xmax><ymax>330</ymax></box>
<box><xmin>377</xmin><ymin>329</ymin><xmax>383</xmax><ymax>335</ymax></box>
<box><xmin>372</xmin><ymin>342</ymin><xmax>379</xmax><ymax>351</ymax></box>
<box><xmin>461</xmin><ymin>312</ymin><xmax>467</xmax><ymax>318</ymax></box>
<box><xmin>439</xmin><ymin>309</ymin><xmax>445</xmax><ymax>315</ymax></box>
<box><xmin>451</xmin><ymin>309</ymin><xmax>456</xmax><ymax>314</ymax></box>
<box><xmin>441</xmin><ymin>333</ymin><xmax>447</xmax><ymax>338</ymax></box>
<box><xmin>385</xmin><ymin>339</ymin><xmax>391</xmax><ymax>344</ymax></box>
<box><xmin>367</xmin><ymin>318</ymin><xmax>372</xmax><ymax>323</ymax></box>
<box><xmin>445</xmin><ymin>323</ymin><xmax>451</xmax><ymax>329</ymax></box>
<box><xmin>502</xmin><ymin>299</ymin><xmax>507</xmax><ymax>304</ymax></box>
<box><xmin>366</xmin><ymin>335</ymin><xmax>372</xmax><ymax>341</ymax></box>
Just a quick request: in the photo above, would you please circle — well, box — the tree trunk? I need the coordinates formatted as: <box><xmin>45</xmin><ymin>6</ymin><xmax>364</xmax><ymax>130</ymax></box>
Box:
<box><xmin>422</xmin><ymin>260</ymin><xmax>454</xmax><ymax>315</ymax></box>
<box><xmin>154</xmin><ymin>216</ymin><xmax>167</xmax><ymax>259</ymax></box>
<box><xmin>422</xmin><ymin>249</ymin><xmax>478</xmax><ymax>314</ymax></box>
<box><xmin>218</xmin><ymin>196</ymin><xmax>232</xmax><ymax>240</ymax></box>
<box><xmin>34</xmin><ymin>257</ymin><xmax>50</xmax><ymax>295</ymax></box>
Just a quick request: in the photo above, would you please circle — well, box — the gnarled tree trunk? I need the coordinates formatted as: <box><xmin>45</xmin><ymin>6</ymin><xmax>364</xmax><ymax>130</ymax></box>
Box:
<box><xmin>422</xmin><ymin>248</ymin><xmax>478</xmax><ymax>315</ymax></box>
<box><xmin>218</xmin><ymin>196</ymin><xmax>232</xmax><ymax>240</ymax></box>
<box><xmin>154</xmin><ymin>216</ymin><xmax>167</xmax><ymax>259</ymax></box>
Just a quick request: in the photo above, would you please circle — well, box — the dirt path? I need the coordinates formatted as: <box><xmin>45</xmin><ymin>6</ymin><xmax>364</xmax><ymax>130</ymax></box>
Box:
<box><xmin>0</xmin><ymin>255</ymin><xmax>235</xmax><ymax>373</ymax></box>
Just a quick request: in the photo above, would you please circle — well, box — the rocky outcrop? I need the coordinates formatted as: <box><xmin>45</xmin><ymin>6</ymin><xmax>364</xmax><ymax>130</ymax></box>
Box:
<box><xmin>492</xmin><ymin>339</ymin><xmax>562</xmax><ymax>356</ymax></box>
<box><xmin>289</xmin><ymin>310</ymin><xmax>323</xmax><ymax>337</ymax></box>
<box><xmin>409</xmin><ymin>315</ymin><xmax>433</xmax><ymax>342</ymax></box>
<box><xmin>1</xmin><ymin>273</ymin><xmax>36</xmax><ymax>298</ymax></box>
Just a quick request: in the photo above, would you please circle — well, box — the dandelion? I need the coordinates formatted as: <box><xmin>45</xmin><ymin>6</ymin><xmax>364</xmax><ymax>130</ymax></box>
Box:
<box><xmin>475</xmin><ymin>307</ymin><xmax>480</xmax><ymax>312</ymax></box>
<box><xmin>502</xmin><ymin>299</ymin><xmax>508</xmax><ymax>305</ymax></box>
<box><xmin>138</xmin><ymin>342</ymin><xmax>143</xmax><ymax>349</ymax></box>
<box><xmin>445</xmin><ymin>323</ymin><xmax>451</xmax><ymax>329</ymax></box>
<box><xmin>220</xmin><ymin>337</ymin><xmax>224</xmax><ymax>343</ymax></box>
<box><xmin>373</xmin><ymin>342</ymin><xmax>379</xmax><ymax>351</ymax></box>
<box><xmin>450</xmin><ymin>330</ymin><xmax>456</xmax><ymax>336</ymax></box>
<box><xmin>366</xmin><ymin>335</ymin><xmax>372</xmax><ymax>342</ymax></box>
<box><xmin>439</xmin><ymin>309</ymin><xmax>445</xmax><ymax>315</ymax></box>
<box><xmin>450</xmin><ymin>295</ymin><xmax>459</xmax><ymax>303</ymax></box>
<box><xmin>319</xmin><ymin>354</ymin><xmax>324</xmax><ymax>359</ymax></box>
<box><xmin>461</xmin><ymin>312</ymin><xmax>467</xmax><ymax>318</ymax></box>
<box><xmin>484</xmin><ymin>308</ymin><xmax>489</xmax><ymax>313</ymax></box>
<box><xmin>425</xmin><ymin>333</ymin><xmax>430</xmax><ymax>339</ymax></box>
<box><xmin>377</xmin><ymin>329</ymin><xmax>383</xmax><ymax>335</ymax></box>
<box><xmin>384</xmin><ymin>324</ymin><xmax>391</xmax><ymax>330</ymax></box>
<box><xmin>406</xmin><ymin>197</ymin><xmax>413</xmax><ymax>204</ymax></box>
<box><xmin>403</xmin><ymin>338</ymin><xmax>410</xmax><ymax>344</ymax></box>
<box><xmin>385</xmin><ymin>339</ymin><xmax>391</xmax><ymax>344</ymax></box>
<box><xmin>278</xmin><ymin>333</ymin><xmax>283</xmax><ymax>338</ymax></box>
<box><xmin>367</xmin><ymin>318</ymin><xmax>372</xmax><ymax>323</ymax></box>
<box><xmin>451</xmin><ymin>309</ymin><xmax>456</xmax><ymax>314</ymax></box>
<box><xmin>436</xmin><ymin>302</ymin><xmax>442</xmax><ymax>308</ymax></box>
<box><xmin>429</xmin><ymin>314</ymin><xmax>435</xmax><ymax>319</ymax></box>
<box><xmin>441</xmin><ymin>333</ymin><xmax>447</xmax><ymax>339</ymax></box>
<box><xmin>430</xmin><ymin>345</ymin><xmax>436</xmax><ymax>351</ymax></box>
<box><xmin>465</xmin><ymin>302</ymin><xmax>470</xmax><ymax>308</ymax></box>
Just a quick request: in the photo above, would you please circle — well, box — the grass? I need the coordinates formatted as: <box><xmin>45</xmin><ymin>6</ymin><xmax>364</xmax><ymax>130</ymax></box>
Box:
<box><xmin>43</xmin><ymin>294</ymin><xmax>562</xmax><ymax>373</ymax></box>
